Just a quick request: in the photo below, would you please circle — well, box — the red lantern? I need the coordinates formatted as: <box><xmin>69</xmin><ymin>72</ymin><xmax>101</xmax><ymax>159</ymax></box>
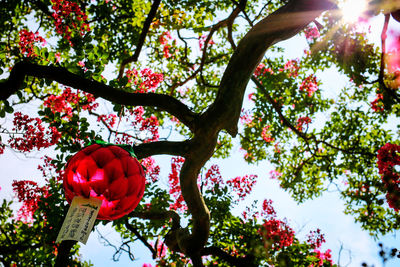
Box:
<box><xmin>63</xmin><ymin>143</ymin><xmax>146</xmax><ymax>220</ymax></box>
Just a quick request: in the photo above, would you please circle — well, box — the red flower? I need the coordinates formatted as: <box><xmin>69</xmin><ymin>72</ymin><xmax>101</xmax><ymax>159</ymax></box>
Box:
<box><xmin>18</xmin><ymin>29</ymin><xmax>46</xmax><ymax>57</ymax></box>
<box><xmin>377</xmin><ymin>143</ymin><xmax>400</xmax><ymax>211</ymax></box>
<box><xmin>261</xmin><ymin>125</ymin><xmax>274</xmax><ymax>143</ymax></box>
<box><xmin>296</xmin><ymin>116</ymin><xmax>312</xmax><ymax>131</ymax></box>
<box><xmin>260</xmin><ymin>218</ymin><xmax>294</xmax><ymax>250</ymax></box>
<box><xmin>284</xmin><ymin>59</ymin><xmax>300</xmax><ymax>77</ymax></box>
<box><xmin>226</xmin><ymin>174</ymin><xmax>257</xmax><ymax>200</ymax></box>
<box><xmin>125</xmin><ymin>68</ymin><xmax>164</xmax><ymax>93</ymax></box>
<box><xmin>261</xmin><ymin>199</ymin><xmax>276</xmax><ymax>218</ymax></box>
<box><xmin>307</xmin><ymin>228</ymin><xmax>326</xmax><ymax>249</ymax></box>
<box><xmin>9</xmin><ymin>112</ymin><xmax>61</xmax><ymax>152</ymax></box>
<box><xmin>254</xmin><ymin>63</ymin><xmax>274</xmax><ymax>77</ymax></box>
<box><xmin>168</xmin><ymin>157</ymin><xmax>186</xmax><ymax>211</ymax></box>
<box><xmin>203</xmin><ymin>164</ymin><xmax>223</xmax><ymax>189</ymax></box>
<box><xmin>12</xmin><ymin>180</ymin><xmax>49</xmax><ymax>222</ymax></box>
<box><xmin>371</xmin><ymin>93</ymin><xmax>384</xmax><ymax>112</ymax></box>
<box><xmin>300</xmin><ymin>75</ymin><xmax>318</xmax><ymax>96</ymax></box>
<box><xmin>51</xmin><ymin>0</ymin><xmax>90</xmax><ymax>45</ymax></box>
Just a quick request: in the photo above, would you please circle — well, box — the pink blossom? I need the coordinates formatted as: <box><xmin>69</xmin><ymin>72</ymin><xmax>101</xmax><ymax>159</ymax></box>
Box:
<box><xmin>269</xmin><ymin>169</ymin><xmax>282</xmax><ymax>179</ymax></box>
<box><xmin>284</xmin><ymin>59</ymin><xmax>300</xmax><ymax>77</ymax></box>
<box><xmin>300</xmin><ymin>75</ymin><xmax>318</xmax><ymax>96</ymax></box>
<box><xmin>304</xmin><ymin>26</ymin><xmax>320</xmax><ymax>40</ymax></box>
<box><xmin>261</xmin><ymin>125</ymin><xmax>274</xmax><ymax>143</ymax></box>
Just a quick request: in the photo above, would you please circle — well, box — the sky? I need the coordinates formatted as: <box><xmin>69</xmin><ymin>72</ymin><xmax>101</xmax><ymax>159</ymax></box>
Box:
<box><xmin>1</xmin><ymin>1</ymin><xmax>400</xmax><ymax>267</ymax></box>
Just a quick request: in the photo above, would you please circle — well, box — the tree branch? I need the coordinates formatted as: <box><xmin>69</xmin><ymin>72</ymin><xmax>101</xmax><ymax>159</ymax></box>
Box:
<box><xmin>118</xmin><ymin>0</ymin><xmax>162</xmax><ymax>79</ymax></box>
<box><xmin>129</xmin><ymin>210</ymin><xmax>181</xmax><ymax>230</ymax></box>
<box><xmin>251</xmin><ymin>75</ymin><xmax>309</xmax><ymax>140</ymax></box>
<box><xmin>172</xmin><ymin>1</ymin><xmax>336</xmax><ymax>264</ymax></box>
<box><xmin>203</xmin><ymin>0</ymin><xmax>336</xmax><ymax>137</ymax></box>
<box><xmin>54</xmin><ymin>240</ymin><xmax>77</xmax><ymax>267</ymax></box>
<box><xmin>125</xmin><ymin>220</ymin><xmax>157</xmax><ymax>258</ymax></box>
<box><xmin>198</xmin><ymin>4</ymin><xmax>243</xmax><ymax>87</ymax></box>
<box><xmin>0</xmin><ymin>61</ymin><xmax>198</xmax><ymax>131</ymax></box>
<box><xmin>134</xmin><ymin>140</ymin><xmax>190</xmax><ymax>159</ymax></box>
<box><xmin>97</xmin><ymin>230</ymin><xmax>135</xmax><ymax>261</ymax></box>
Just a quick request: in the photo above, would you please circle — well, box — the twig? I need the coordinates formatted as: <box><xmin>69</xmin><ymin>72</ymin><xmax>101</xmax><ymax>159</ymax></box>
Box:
<box><xmin>118</xmin><ymin>0</ymin><xmax>162</xmax><ymax>79</ymax></box>
<box><xmin>125</xmin><ymin>220</ymin><xmax>157</xmax><ymax>258</ymax></box>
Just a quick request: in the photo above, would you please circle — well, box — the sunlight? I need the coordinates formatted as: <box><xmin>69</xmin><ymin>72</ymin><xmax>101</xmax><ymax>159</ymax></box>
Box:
<box><xmin>339</xmin><ymin>0</ymin><xmax>368</xmax><ymax>23</ymax></box>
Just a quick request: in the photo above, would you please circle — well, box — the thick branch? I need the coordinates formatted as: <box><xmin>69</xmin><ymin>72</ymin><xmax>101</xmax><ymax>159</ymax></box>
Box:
<box><xmin>0</xmin><ymin>62</ymin><xmax>198</xmax><ymax>131</ymax></box>
<box><xmin>173</xmin><ymin>1</ymin><xmax>336</xmax><ymax>264</ymax></box>
<box><xmin>54</xmin><ymin>240</ymin><xmax>77</xmax><ymax>267</ymax></box>
<box><xmin>203</xmin><ymin>0</ymin><xmax>336</xmax><ymax>136</ymax></box>
<box><xmin>129</xmin><ymin>210</ymin><xmax>181</xmax><ymax>230</ymax></box>
<box><xmin>118</xmin><ymin>0</ymin><xmax>162</xmax><ymax>78</ymax></box>
<box><xmin>134</xmin><ymin>140</ymin><xmax>190</xmax><ymax>159</ymax></box>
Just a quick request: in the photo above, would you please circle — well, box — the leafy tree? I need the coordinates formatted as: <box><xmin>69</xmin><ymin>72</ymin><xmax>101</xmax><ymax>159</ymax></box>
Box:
<box><xmin>1</xmin><ymin>0</ymin><xmax>400</xmax><ymax>266</ymax></box>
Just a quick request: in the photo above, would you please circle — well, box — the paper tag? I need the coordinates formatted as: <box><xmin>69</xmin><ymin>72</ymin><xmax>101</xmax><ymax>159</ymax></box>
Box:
<box><xmin>56</xmin><ymin>196</ymin><xmax>102</xmax><ymax>244</ymax></box>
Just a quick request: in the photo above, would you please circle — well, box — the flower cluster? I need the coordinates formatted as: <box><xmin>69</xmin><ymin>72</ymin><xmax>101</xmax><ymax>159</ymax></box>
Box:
<box><xmin>141</xmin><ymin>157</ymin><xmax>160</xmax><ymax>183</ymax></box>
<box><xmin>283</xmin><ymin>59</ymin><xmax>300</xmax><ymax>77</ymax></box>
<box><xmin>239</xmin><ymin>108</ymin><xmax>253</xmax><ymax>125</ymax></box>
<box><xmin>261</xmin><ymin>199</ymin><xmax>276</xmax><ymax>218</ymax></box>
<box><xmin>296</xmin><ymin>116</ymin><xmax>312</xmax><ymax>131</ymax></box>
<box><xmin>261</xmin><ymin>125</ymin><xmax>274</xmax><ymax>143</ymax></box>
<box><xmin>18</xmin><ymin>29</ymin><xmax>46</xmax><ymax>57</ymax></box>
<box><xmin>199</xmin><ymin>34</ymin><xmax>215</xmax><ymax>50</ymax></box>
<box><xmin>269</xmin><ymin>169</ymin><xmax>282</xmax><ymax>180</ymax></box>
<box><xmin>203</xmin><ymin>164</ymin><xmax>223</xmax><ymax>189</ymax></box>
<box><xmin>125</xmin><ymin>68</ymin><xmax>164</xmax><ymax>93</ymax></box>
<box><xmin>168</xmin><ymin>157</ymin><xmax>186</xmax><ymax>211</ymax></box>
<box><xmin>371</xmin><ymin>93</ymin><xmax>384</xmax><ymax>112</ymax></box>
<box><xmin>259</xmin><ymin>198</ymin><xmax>294</xmax><ymax>251</ymax></box>
<box><xmin>159</xmin><ymin>31</ymin><xmax>173</xmax><ymax>58</ymax></box>
<box><xmin>313</xmin><ymin>249</ymin><xmax>333</xmax><ymax>266</ymax></box>
<box><xmin>226</xmin><ymin>174</ymin><xmax>257</xmax><ymax>200</ymax></box>
<box><xmin>139</xmin><ymin>68</ymin><xmax>164</xmax><ymax>92</ymax></box>
<box><xmin>260</xmin><ymin>218</ymin><xmax>295</xmax><ymax>251</ymax></box>
<box><xmin>37</xmin><ymin>156</ymin><xmax>63</xmax><ymax>181</ymax></box>
<box><xmin>254</xmin><ymin>63</ymin><xmax>274</xmax><ymax>77</ymax></box>
<box><xmin>306</xmin><ymin>229</ymin><xmax>326</xmax><ymax>249</ymax></box>
<box><xmin>9</xmin><ymin>112</ymin><xmax>61</xmax><ymax>152</ymax></box>
<box><xmin>44</xmin><ymin>87</ymin><xmax>98</xmax><ymax>118</ymax></box>
<box><xmin>51</xmin><ymin>0</ymin><xmax>90</xmax><ymax>45</ymax></box>
<box><xmin>12</xmin><ymin>180</ymin><xmax>49</xmax><ymax>222</ymax></box>
<box><xmin>129</xmin><ymin>107</ymin><xmax>160</xmax><ymax>143</ymax></box>
<box><xmin>97</xmin><ymin>113</ymin><xmax>118</xmax><ymax>128</ymax></box>
<box><xmin>300</xmin><ymin>75</ymin><xmax>318</xmax><ymax>96</ymax></box>
<box><xmin>304</xmin><ymin>26</ymin><xmax>320</xmax><ymax>41</ymax></box>
<box><xmin>377</xmin><ymin>143</ymin><xmax>400</xmax><ymax>210</ymax></box>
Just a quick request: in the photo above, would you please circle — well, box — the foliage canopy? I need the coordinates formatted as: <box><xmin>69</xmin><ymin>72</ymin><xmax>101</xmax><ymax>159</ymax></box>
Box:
<box><xmin>1</xmin><ymin>0</ymin><xmax>400</xmax><ymax>266</ymax></box>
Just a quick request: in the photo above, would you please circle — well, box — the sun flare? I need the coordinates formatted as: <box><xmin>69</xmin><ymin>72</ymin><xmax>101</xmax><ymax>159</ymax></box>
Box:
<box><xmin>339</xmin><ymin>0</ymin><xmax>368</xmax><ymax>23</ymax></box>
